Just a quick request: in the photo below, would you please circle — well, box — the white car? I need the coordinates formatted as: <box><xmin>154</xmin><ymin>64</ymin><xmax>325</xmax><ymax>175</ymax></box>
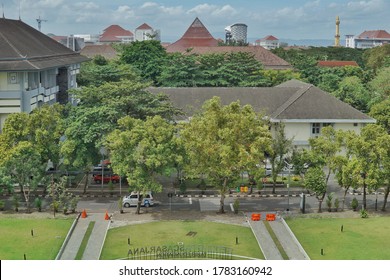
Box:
<box><xmin>122</xmin><ymin>192</ymin><xmax>154</xmax><ymax>207</ymax></box>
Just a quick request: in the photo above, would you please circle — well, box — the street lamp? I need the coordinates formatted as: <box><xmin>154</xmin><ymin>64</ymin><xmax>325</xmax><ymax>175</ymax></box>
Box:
<box><xmin>285</xmin><ymin>160</ymin><xmax>292</xmax><ymax>212</ymax></box>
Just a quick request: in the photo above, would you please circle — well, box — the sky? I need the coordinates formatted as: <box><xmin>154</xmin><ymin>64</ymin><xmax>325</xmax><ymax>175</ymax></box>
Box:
<box><xmin>2</xmin><ymin>0</ymin><xmax>390</xmax><ymax>43</ymax></box>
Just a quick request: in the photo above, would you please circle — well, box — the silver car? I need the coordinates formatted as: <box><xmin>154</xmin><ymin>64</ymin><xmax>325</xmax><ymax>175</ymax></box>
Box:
<box><xmin>122</xmin><ymin>191</ymin><xmax>154</xmax><ymax>207</ymax></box>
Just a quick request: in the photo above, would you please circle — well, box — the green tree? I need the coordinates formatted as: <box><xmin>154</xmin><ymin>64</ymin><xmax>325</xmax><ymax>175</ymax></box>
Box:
<box><xmin>181</xmin><ymin>97</ymin><xmax>272</xmax><ymax>213</ymax></box>
<box><xmin>77</xmin><ymin>58</ymin><xmax>140</xmax><ymax>87</ymax></box>
<box><xmin>363</xmin><ymin>44</ymin><xmax>390</xmax><ymax>70</ymax></box>
<box><xmin>345</xmin><ymin>124</ymin><xmax>386</xmax><ymax>210</ymax></box>
<box><xmin>370</xmin><ymin>99</ymin><xmax>390</xmax><ymax>133</ymax></box>
<box><xmin>333</xmin><ymin>76</ymin><xmax>371</xmax><ymax>112</ymax></box>
<box><xmin>309</xmin><ymin>126</ymin><xmax>344</xmax><ymax>185</ymax></box>
<box><xmin>304</xmin><ymin>167</ymin><xmax>327</xmax><ymax>212</ymax></box>
<box><xmin>368</xmin><ymin>67</ymin><xmax>390</xmax><ymax>105</ymax></box>
<box><xmin>158</xmin><ymin>53</ymin><xmax>202</xmax><ymax>87</ymax></box>
<box><xmin>1</xmin><ymin>142</ymin><xmax>47</xmax><ymax>212</ymax></box>
<box><xmin>269</xmin><ymin>122</ymin><xmax>292</xmax><ymax>194</ymax></box>
<box><xmin>106</xmin><ymin>116</ymin><xmax>178</xmax><ymax>214</ymax></box>
<box><xmin>120</xmin><ymin>40</ymin><xmax>167</xmax><ymax>85</ymax></box>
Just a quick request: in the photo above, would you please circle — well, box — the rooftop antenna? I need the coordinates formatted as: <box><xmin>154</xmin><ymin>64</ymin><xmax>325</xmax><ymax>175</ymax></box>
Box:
<box><xmin>36</xmin><ymin>16</ymin><xmax>47</xmax><ymax>32</ymax></box>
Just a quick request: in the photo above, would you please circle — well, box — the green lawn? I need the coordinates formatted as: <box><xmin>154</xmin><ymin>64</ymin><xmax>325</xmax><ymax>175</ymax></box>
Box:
<box><xmin>286</xmin><ymin>216</ymin><xmax>390</xmax><ymax>260</ymax></box>
<box><xmin>101</xmin><ymin>220</ymin><xmax>263</xmax><ymax>260</ymax></box>
<box><xmin>0</xmin><ymin>217</ymin><xmax>73</xmax><ymax>260</ymax></box>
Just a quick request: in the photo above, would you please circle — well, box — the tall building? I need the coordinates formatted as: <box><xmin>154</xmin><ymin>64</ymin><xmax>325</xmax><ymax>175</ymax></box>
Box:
<box><xmin>334</xmin><ymin>16</ymin><xmax>341</xmax><ymax>47</ymax></box>
<box><xmin>345</xmin><ymin>30</ymin><xmax>390</xmax><ymax>48</ymax></box>
<box><xmin>225</xmin><ymin>23</ymin><xmax>247</xmax><ymax>44</ymax></box>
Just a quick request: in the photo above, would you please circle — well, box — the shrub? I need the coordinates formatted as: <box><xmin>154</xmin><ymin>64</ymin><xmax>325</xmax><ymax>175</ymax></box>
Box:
<box><xmin>360</xmin><ymin>208</ymin><xmax>368</xmax><ymax>218</ymax></box>
<box><xmin>179</xmin><ymin>180</ymin><xmax>187</xmax><ymax>194</ymax></box>
<box><xmin>233</xmin><ymin>199</ymin><xmax>240</xmax><ymax>214</ymax></box>
<box><xmin>0</xmin><ymin>200</ymin><xmax>4</xmax><ymax>210</ymax></box>
<box><xmin>334</xmin><ymin>197</ymin><xmax>340</xmax><ymax>212</ymax></box>
<box><xmin>34</xmin><ymin>197</ymin><xmax>42</xmax><ymax>212</ymax></box>
<box><xmin>351</xmin><ymin>197</ymin><xmax>359</xmax><ymax>211</ymax></box>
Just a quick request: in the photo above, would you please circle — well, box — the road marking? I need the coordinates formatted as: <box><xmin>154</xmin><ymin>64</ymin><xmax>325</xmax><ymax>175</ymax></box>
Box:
<box><xmin>189</xmin><ymin>197</ymin><xmax>192</xmax><ymax>204</ymax></box>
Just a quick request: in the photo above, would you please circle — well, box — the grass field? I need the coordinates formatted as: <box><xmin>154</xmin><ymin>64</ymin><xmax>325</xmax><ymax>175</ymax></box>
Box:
<box><xmin>0</xmin><ymin>217</ymin><xmax>73</xmax><ymax>260</ymax></box>
<box><xmin>100</xmin><ymin>220</ymin><xmax>264</xmax><ymax>260</ymax></box>
<box><xmin>286</xmin><ymin>216</ymin><xmax>390</xmax><ymax>260</ymax></box>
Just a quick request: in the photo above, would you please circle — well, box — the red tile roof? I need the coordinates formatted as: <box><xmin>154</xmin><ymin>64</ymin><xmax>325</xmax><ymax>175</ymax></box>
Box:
<box><xmin>166</xmin><ymin>17</ymin><xmax>219</xmax><ymax>51</ymax></box>
<box><xmin>136</xmin><ymin>23</ymin><xmax>153</xmax><ymax>30</ymax></box>
<box><xmin>263</xmin><ymin>35</ymin><xmax>279</xmax><ymax>41</ymax></box>
<box><xmin>357</xmin><ymin>30</ymin><xmax>390</xmax><ymax>39</ymax></box>
<box><xmin>317</xmin><ymin>61</ymin><xmax>359</xmax><ymax>67</ymax></box>
<box><xmin>80</xmin><ymin>45</ymin><xmax>118</xmax><ymax>60</ymax></box>
<box><xmin>99</xmin><ymin>25</ymin><xmax>133</xmax><ymax>42</ymax></box>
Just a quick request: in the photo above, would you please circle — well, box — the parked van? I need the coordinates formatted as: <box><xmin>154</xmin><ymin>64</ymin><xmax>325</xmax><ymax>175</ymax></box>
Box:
<box><xmin>122</xmin><ymin>191</ymin><xmax>154</xmax><ymax>207</ymax></box>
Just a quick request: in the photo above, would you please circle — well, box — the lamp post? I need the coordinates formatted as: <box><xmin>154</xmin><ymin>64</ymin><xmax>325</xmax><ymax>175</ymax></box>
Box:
<box><xmin>285</xmin><ymin>160</ymin><xmax>291</xmax><ymax>212</ymax></box>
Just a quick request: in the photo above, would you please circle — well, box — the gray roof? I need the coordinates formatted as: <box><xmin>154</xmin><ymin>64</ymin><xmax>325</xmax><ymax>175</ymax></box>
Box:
<box><xmin>0</xmin><ymin>18</ymin><xmax>89</xmax><ymax>71</ymax></box>
<box><xmin>148</xmin><ymin>81</ymin><xmax>375</xmax><ymax>123</ymax></box>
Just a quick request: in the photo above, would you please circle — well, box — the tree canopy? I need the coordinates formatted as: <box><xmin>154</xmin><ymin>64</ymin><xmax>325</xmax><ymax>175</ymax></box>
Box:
<box><xmin>180</xmin><ymin>97</ymin><xmax>272</xmax><ymax>213</ymax></box>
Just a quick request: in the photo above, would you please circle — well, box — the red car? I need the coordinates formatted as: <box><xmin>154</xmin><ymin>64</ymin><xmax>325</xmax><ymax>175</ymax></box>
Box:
<box><xmin>93</xmin><ymin>174</ymin><xmax>120</xmax><ymax>184</ymax></box>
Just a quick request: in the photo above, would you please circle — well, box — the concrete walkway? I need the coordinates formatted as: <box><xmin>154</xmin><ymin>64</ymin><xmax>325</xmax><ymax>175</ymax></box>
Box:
<box><xmin>58</xmin><ymin>212</ymin><xmax>110</xmax><ymax>260</ymax></box>
<box><xmin>247</xmin><ymin>212</ymin><xmax>310</xmax><ymax>260</ymax></box>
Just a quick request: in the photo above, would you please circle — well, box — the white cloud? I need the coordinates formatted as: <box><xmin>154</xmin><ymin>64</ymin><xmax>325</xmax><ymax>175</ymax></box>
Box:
<box><xmin>187</xmin><ymin>4</ymin><xmax>237</xmax><ymax>17</ymax></box>
<box><xmin>73</xmin><ymin>2</ymin><xmax>100</xmax><ymax>10</ymax></box>
<box><xmin>346</xmin><ymin>0</ymin><xmax>385</xmax><ymax>11</ymax></box>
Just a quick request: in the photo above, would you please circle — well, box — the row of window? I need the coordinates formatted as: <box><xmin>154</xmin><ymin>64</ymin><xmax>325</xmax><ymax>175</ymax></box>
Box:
<box><xmin>311</xmin><ymin>122</ymin><xmax>359</xmax><ymax>136</ymax></box>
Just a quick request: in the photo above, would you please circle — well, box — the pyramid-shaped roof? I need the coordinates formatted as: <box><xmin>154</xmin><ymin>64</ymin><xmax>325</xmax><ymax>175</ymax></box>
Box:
<box><xmin>136</xmin><ymin>23</ymin><xmax>153</xmax><ymax>30</ymax></box>
<box><xmin>99</xmin><ymin>25</ymin><xmax>133</xmax><ymax>42</ymax></box>
<box><xmin>166</xmin><ymin>17</ymin><xmax>219</xmax><ymax>51</ymax></box>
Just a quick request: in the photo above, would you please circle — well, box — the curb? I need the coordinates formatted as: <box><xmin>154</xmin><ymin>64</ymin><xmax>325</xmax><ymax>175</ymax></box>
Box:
<box><xmin>280</xmin><ymin>217</ymin><xmax>310</xmax><ymax>260</ymax></box>
<box><xmin>56</xmin><ymin>213</ymin><xmax>81</xmax><ymax>260</ymax></box>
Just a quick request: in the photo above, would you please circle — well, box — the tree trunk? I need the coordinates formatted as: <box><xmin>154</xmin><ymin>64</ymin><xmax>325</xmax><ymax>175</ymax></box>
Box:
<box><xmin>136</xmin><ymin>191</ymin><xmax>141</xmax><ymax>214</ymax></box>
<box><xmin>83</xmin><ymin>171</ymin><xmax>89</xmax><ymax>194</ymax></box>
<box><xmin>363</xmin><ymin>180</ymin><xmax>367</xmax><ymax>210</ymax></box>
<box><xmin>219</xmin><ymin>178</ymin><xmax>228</xmax><ymax>214</ymax></box>
<box><xmin>342</xmin><ymin>187</ymin><xmax>349</xmax><ymax>211</ymax></box>
<box><xmin>318</xmin><ymin>193</ymin><xmax>326</xmax><ymax>213</ymax></box>
<box><xmin>382</xmin><ymin>185</ymin><xmax>389</xmax><ymax>211</ymax></box>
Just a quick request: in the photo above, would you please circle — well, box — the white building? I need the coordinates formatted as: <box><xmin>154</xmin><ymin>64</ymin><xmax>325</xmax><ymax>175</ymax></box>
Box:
<box><xmin>345</xmin><ymin>30</ymin><xmax>390</xmax><ymax>49</ymax></box>
<box><xmin>254</xmin><ymin>35</ymin><xmax>280</xmax><ymax>50</ymax></box>
<box><xmin>134</xmin><ymin>23</ymin><xmax>161</xmax><ymax>41</ymax></box>
<box><xmin>225</xmin><ymin>23</ymin><xmax>247</xmax><ymax>44</ymax></box>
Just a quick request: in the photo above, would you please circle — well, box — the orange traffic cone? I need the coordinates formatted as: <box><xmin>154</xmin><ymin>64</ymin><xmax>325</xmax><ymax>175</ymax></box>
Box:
<box><xmin>81</xmin><ymin>209</ymin><xmax>87</xmax><ymax>218</ymax></box>
<box><xmin>104</xmin><ymin>211</ymin><xmax>110</xmax><ymax>220</ymax></box>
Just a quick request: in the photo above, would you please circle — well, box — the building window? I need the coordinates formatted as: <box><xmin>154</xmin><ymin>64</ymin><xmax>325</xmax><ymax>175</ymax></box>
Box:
<box><xmin>311</xmin><ymin>123</ymin><xmax>321</xmax><ymax>135</ymax></box>
<box><xmin>8</xmin><ymin>72</ymin><xmax>19</xmax><ymax>84</ymax></box>
<box><xmin>311</xmin><ymin>123</ymin><xmax>335</xmax><ymax>136</ymax></box>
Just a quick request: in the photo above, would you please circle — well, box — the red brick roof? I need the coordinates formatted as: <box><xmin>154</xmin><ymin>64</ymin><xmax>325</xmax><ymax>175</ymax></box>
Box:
<box><xmin>166</xmin><ymin>17</ymin><xmax>219</xmax><ymax>51</ymax></box>
<box><xmin>99</xmin><ymin>25</ymin><xmax>133</xmax><ymax>42</ymax></box>
<box><xmin>317</xmin><ymin>61</ymin><xmax>359</xmax><ymax>67</ymax></box>
<box><xmin>357</xmin><ymin>30</ymin><xmax>390</xmax><ymax>39</ymax></box>
<box><xmin>80</xmin><ymin>45</ymin><xmax>118</xmax><ymax>60</ymax></box>
<box><xmin>136</xmin><ymin>23</ymin><xmax>153</xmax><ymax>30</ymax></box>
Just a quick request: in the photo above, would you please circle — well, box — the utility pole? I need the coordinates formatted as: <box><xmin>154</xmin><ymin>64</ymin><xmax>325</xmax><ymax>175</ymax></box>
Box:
<box><xmin>36</xmin><ymin>16</ymin><xmax>47</xmax><ymax>32</ymax></box>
